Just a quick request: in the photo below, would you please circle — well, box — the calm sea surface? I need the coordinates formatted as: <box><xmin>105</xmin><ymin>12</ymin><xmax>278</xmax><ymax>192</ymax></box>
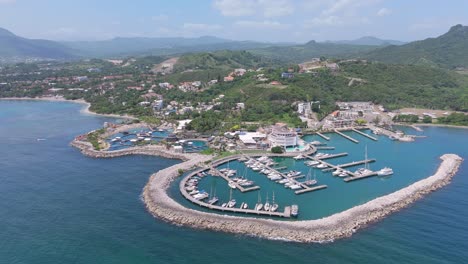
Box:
<box><xmin>1</xmin><ymin>100</ymin><xmax>467</xmax><ymax>264</ymax></box>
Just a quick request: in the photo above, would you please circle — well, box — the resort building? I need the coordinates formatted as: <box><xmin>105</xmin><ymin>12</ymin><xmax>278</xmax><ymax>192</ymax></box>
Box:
<box><xmin>268</xmin><ymin>123</ymin><xmax>298</xmax><ymax>147</ymax></box>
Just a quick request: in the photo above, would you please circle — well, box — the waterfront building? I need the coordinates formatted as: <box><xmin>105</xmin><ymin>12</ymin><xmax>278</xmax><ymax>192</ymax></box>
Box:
<box><xmin>268</xmin><ymin>123</ymin><xmax>298</xmax><ymax>147</ymax></box>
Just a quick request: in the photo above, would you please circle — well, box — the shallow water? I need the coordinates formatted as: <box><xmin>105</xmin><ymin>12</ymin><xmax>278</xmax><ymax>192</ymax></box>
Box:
<box><xmin>1</xmin><ymin>100</ymin><xmax>467</xmax><ymax>264</ymax></box>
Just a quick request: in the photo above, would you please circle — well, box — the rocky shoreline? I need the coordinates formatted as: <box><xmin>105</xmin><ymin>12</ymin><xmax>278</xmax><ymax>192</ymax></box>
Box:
<box><xmin>71</xmin><ymin>139</ymin><xmax>463</xmax><ymax>243</ymax></box>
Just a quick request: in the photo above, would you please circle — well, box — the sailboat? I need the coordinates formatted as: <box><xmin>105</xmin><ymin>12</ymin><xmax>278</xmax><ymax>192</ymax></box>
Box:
<box><xmin>227</xmin><ymin>188</ymin><xmax>236</xmax><ymax>208</ymax></box>
<box><xmin>207</xmin><ymin>183</ymin><xmax>219</xmax><ymax>205</ymax></box>
<box><xmin>304</xmin><ymin>168</ymin><xmax>317</xmax><ymax>186</ymax></box>
<box><xmin>270</xmin><ymin>191</ymin><xmax>279</xmax><ymax>212</ymax></box>
<box><xmin>355</xmin><ymin>145</ymin><xmax>373</xmax><ymax>176</ymax></box>
<box><xmin>255</xmin><ymin>192</ymin><xmax>263</xmax><ymax>211</ymax></box>
<box><xmin>264</xmin><ymin>193</ymin><xmax>271</xmax><ymax>211</ymax></box>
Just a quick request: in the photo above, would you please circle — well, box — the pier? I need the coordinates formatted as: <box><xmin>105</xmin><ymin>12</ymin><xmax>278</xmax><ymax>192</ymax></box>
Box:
<box><xmin>180</xmin><ymin>169</ymin><xmax>291</xmax><ymax>218</ymax></box>
<box><xmin>322</xmin><ymin>159</ymin><xmax>376</xmax><ymax>172</ymax></box>
<box><xmin>316</xmin><ymin>132</ymin><xmax>331</xmax><ymax>141</ymax></box>
<box><xmin>295</xmin><ymin>185</ymin><xmax>327</xmax><ymax>195</ymax></box>
<box><xmin>316</xmin><ymin>146</ymin><xmax>335</xmax><ymax>150</ymax></box>
<box><xmin>334</xmin><ymin>129</ymin><xmax>359</xmax><ymax>143</ymax></box>
<box><xmin>352</xmin><ymin>128</ymin><xmax>378</xmax><ymax>141</ymax></box>
<box><xmin>210</xmin><ymin>168</ymin><xmax>260</xmax><ymax>193</ymax></box>
<box><xmin>344</xmin><ymin>172</ymin><xmax>379</xmax><ymax>182</ymax></box>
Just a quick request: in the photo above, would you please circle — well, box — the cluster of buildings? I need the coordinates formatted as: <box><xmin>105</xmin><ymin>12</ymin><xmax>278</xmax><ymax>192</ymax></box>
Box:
<box><xmin>224</xmin><ymin>68</ymin><xmax>247</xmax><ymax>82</ymax></box>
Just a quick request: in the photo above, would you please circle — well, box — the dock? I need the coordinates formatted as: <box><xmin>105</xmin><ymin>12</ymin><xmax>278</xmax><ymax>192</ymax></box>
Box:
<box><xmin>295</xmin><ymin>185</ymin><xmax>327</xmax><ymax>195</ymax></box>
<box><xmin>211</xmin><ymin>168</ymin><xmax>260</xmax><ymax>193</ymax></box>
<box><xmin>352</xmin><ymin>128</ymin><xmax>378</xmax><ymax>141</ymax></box>
<box><xmin>316</xmin><ymin>146</ymin><xmax>335</xmax><ymax>150</ymax></box>
<box><xmin>322</xmin><ymin>159</ymin><xmax>376</xmax><ymax>172</ymax></box>
<box><xmin>316</xmin><ymin>132</ymin><xmax>330</xmax><ymax>141</ymax></box>
<box><xmin>180</xmin><ymin>169</ymin><xmax>291</xmax><ymax>218</ymax></box>
<box><xmin>344</xmin><ymin>172</ymin><xmax>379</xmax><ymax>182</ymax></box>
<box><xmin>334</xmin><ymin>129</ymin><xmax>359</xmax><ymax>143</ymax></box>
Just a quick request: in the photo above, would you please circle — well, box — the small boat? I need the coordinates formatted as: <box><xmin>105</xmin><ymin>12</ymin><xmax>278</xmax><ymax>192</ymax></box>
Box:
<box><xmin>377</xmin><ymin>167</ymin><xmax>394</xmax><ymax>176</ymax></box>
<box><xmin>255</xmin><ymin>192</ymin><xmax>263</xmax><ymax>211</ymax></box>
<box><xmin>291</xmin><ymin>204</ymin><xmax>299</xmax><ymax>217</ymax></box>
<box><xmin>316</xmin><ymin>163</ymin><xmax>327</xmax><ymax>169</ymax></box>
<box><xmin>287</xmin><ymin>170</ymin><xmax>301</xmax><ymax>177</ymax></box>
<box><xmin>189</xmin><ymin>190</ymin><xmax>199</xmax><ymax>195</ymax></box>
<box><xmin>332</xmin><ymin>169</ymin><xmax>342</xmax><ymax>176</ymax></box>
<box><xmin>305</xmin><ymin>160</ymin><xmax>320</xmax><ymax>166</ymax></box>
<box><xmin>293</xmin><ymin>154</ymin><xmax>305</xmax><ymax>160</ymax></box>
<box><xmin>310</xmin><ymin>140</ymin><xmax>322</xmax><ymax>146</ymax></box>
<box><xmin>270</xmin><ymin>192</ymin><xmax>279</xmax><ymax>212</ymax></box>
<box><xmin>207</xmin><ymin>196</ymin><xmax>219</xmax><ymax>205</ymax></box>
<box><xmin>304</xmin><ymin>169</ymin><xmax>317</xmax><ymax>186</ymax></box>
<box><xmin>338</xmin><ymin>171</ymin><xmax>348</xmax><ymax>177</ymax></box>
<box><xmin>221</xmin><ymin>203</ymin><xmax>227</xmax><ymax>207</ymax></box>
<box><xmin>242</xmin><ymin>203</ymin><xmax>248</xmax><ymax>209</ymax></box>
<box><xmin>228</xmin><ymin>181</ymin><xmax>237</xmax><ymax>189</ymax></box>
<box><xmin>389</xmin><ymin>135</ymin><xmax>398</xmax><ymax>141</ymax></box>
<box><xmin>264</xmin><ymin>194</ymin><xmax>270</xmax><ymax>211</ymax></box>
<box><xmin>289</xmin><ymin>184</ymin><xmax>302</xmax><ymax>190</ymax></box>
<box><xmin>227</xmin><ymin>199</ymin><xmax>236</xmax><ymax>208</ymax></box>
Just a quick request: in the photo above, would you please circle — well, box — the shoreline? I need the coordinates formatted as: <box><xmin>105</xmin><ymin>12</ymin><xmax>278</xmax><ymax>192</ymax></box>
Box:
<box><xmin>0</xmin><ymin>97</ymin><xmax>137</xmax><ymax>120</ymax></box>
<box><xmin>70</xmin><ymin>138</ymin><xmax>463</xmax><ymax>243</ymax></box>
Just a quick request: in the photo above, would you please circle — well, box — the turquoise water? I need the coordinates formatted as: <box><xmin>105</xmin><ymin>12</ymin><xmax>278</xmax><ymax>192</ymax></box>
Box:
<box><xmin>1</xmin><ymin>100</ymin><xmax>467</xmax><ymax>263</ymax></box>
<box><xmin>107</xmin><ymin>128</ymin><xmax>169</xmax><ymax>151</ymax></box>
<box><xmin>181</xmin><ymin>129</ymin><xmax>468</xmax><ymax>220</ymax></box>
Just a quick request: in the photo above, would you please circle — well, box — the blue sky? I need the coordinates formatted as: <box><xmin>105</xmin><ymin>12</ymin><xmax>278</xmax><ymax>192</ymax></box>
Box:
<box><xmin>0</xmin><ymin>0</ymin><xmax>467</xmax><ymax>42</ymax></box>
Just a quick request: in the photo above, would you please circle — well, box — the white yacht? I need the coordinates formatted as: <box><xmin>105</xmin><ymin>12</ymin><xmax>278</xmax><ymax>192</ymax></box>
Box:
<box><xmin>316</xmin><ymin>163</ymin><xmax>327</xmax><ymax>169</ymax></box>
<box><xmin>377</xmin><ymin>167</ymin><xmax>394</xmax><ymax>176</ymax></box>
<box><xmin>228</xmin><ymin>181</ymin><xmax>237</xmax><ymax>189</ymax></box>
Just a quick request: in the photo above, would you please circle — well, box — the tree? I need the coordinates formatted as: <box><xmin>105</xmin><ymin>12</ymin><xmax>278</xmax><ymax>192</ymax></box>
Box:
<box><xmin>271</xmin><ymin>146</ymin><xmax>284</xmax><ymax>154</ymax></box>
<box><xmin>422</xmin><ymin>116</ymin><xmax>432</xmax><ymax>123</ymax></box>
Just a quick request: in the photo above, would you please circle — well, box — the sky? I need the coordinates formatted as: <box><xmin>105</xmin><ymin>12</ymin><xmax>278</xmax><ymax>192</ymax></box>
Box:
<box><xmin>0</xmin><ymin>0</ymin><xmax>467</xmax><ymax>43</ymax></box>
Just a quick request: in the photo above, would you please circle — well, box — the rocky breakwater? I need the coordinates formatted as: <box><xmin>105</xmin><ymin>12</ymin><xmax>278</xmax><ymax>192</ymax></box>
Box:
<box><xmin>142</xmin><ymin>154</ymin><xmax>462</xmax><ymax>243</ymax></box>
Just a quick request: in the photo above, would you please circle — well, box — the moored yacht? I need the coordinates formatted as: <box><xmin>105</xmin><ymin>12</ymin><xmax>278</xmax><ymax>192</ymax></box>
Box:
<box><xmin>377</xmin><ymin>167</ymin><xmax>394</xmax><ymax>176</ymax></box>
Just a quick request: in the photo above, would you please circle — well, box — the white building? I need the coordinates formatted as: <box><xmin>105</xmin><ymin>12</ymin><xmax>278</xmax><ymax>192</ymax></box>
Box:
<box><xmin>268</xmin><ymin>124</ymin><xmax>298</xmax><ymax>147</ymax></box>
<box><xmin>153</xmin><ymin>100</ymin><xmax>164</xmax><ymax>111</ymax></box>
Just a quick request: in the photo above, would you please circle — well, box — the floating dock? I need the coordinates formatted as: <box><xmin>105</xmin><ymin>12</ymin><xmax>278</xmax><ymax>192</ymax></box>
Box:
<box><xmin>344</xmin><ymin>172</ymin><xmax>379</xmax><ymax>182</ymax></box>
<box><xmin>334</xmin><ymin>129</ymin><xmax>359</xmax><ymax>143</ymax></box>
<box><xmin>295</xmin><ymin>185</ymin><xmax>327</xmax><ymax>195</ymax></box>
<box><xmin>316</xmin><ymin>132</ymin><xmax>331</xmax><ymax>141</ymax></box>
<box><xmin>180</xmin><ymin>170</ymin><xmax>291</xmax><ymax>218</ymax></box>
<box><xmin>211</xmin><ymin>168</ymin><xmax>260</xmax><ymax>193</ymax></box>
<box><xmin>352</xmin><ymin>128</ymin><xmax>378</xmax><ymax>141</ymax></box>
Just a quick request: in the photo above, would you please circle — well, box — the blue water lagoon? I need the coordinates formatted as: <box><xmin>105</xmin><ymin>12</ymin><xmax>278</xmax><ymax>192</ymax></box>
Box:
<box><xmin>1</xmin><ymin>100</ymin><xmax>467</xmax><ymax>264</ymax></box>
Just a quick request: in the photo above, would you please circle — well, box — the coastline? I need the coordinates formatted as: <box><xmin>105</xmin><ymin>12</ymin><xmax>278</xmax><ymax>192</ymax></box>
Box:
<box><xmin>70</xmin><ymin>138</ymin><xmax>463</xmax><ymax>243</ymax></box>
<box><xmin>415</xmin><ymin>123</ymin><xmax>468</xmax><ymax>129</ymax></box>
<box><xmin>0</xmin><ymin>97</ymin><xmax>137</xmax><ymax>120</ymax></box>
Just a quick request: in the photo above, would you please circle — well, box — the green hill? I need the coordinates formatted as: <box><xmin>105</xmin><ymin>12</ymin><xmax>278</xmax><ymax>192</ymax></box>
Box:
<box><xmin>365</xmin><ymin>24</ymin><xmax>468</xmax><ymax>69</ymax></box>
<box><xmin>0</xmin><ymin>27</ymin><xmax>76</xmax><ymax>61</ymax></box>
<box><xmin>249</xmin><ymin>41</ymin><xmax>379</xmax><ymax>63</ymax></box>
<box><xmin>173</xmin><ymin>50</ymin><xmax>278</xmax><ymax>72</ymax></box>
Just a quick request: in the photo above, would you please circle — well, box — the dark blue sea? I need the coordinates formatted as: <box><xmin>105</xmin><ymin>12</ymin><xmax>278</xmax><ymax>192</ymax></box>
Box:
<box><xmin>1</xmin><ymin>100</ymin><xmax>467</xmax><ymax>264</ymax></box>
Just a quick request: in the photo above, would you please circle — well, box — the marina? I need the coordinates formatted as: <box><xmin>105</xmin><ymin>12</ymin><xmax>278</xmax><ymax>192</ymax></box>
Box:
<box><xmin>352</xmin><ymin>128</ymin><xmax>378</xmax><ymax>141</ymax></box>
<box><xmin>334</xmin><ymin>129</ymin><xmax>360</xmax><ymax>143</ymax></box>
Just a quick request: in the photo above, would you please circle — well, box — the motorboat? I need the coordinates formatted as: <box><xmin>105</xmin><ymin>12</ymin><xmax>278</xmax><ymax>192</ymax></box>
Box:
<box><xmin>289</xmin><ymin>184</ymin><xmax>302</xmax><ymax>190</ymax></box>
<box><xmin>316</xmin><ymin>163</ymin><xmax>327</xmax><ymax>169</ymax></box>
<box><xmin>338</xmin><ymin>171</ymin><xmax>348</xmax><ymax>178</ymax></box>
<box><xmin>293</xmin><ymin>154</ymin><xmax>305</xmax><ymax>160</ymax></box>
<box><xmin>228</xmin><ymin>181</ymin><xmax>237</xmax><ymax>189</ymax></box>
<box><xmin>291</xmin><ymin>205</ymin><xmax>299</xmax><ymax>217</ymax></box>
<box><xmin>332</xmin><ymin>169</ymin><xmax>342</xmax><ymax>176</ymax></box>
<box><xmin>227</xmin><ymin>199</ymin><xmax>237</xmax><ymax>208</ymax></box>
<box><xmin>377</xmin><ymin>167</ymin><xmax>394</xmax><ymax>176</ymax></box>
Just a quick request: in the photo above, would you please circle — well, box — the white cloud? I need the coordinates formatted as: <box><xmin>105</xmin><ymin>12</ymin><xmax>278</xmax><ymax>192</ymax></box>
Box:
<box><xmin>234</xmin><ymin>20</ymin><xmax>290</xmax><ymax>29</ymax></box>
<box><xmin>183</xmin><ymin>23</ymin><xmax>222</xmax><ymax>31</ymax></box>
<box><xmin>305</xmin><ymin>16</ymin><xmax>343</xmax><ymax>27</ymax></box>
<box><xmin>259</xmin><ymin>0</ymin><xmax>294</xmax><ymax>17</ymax></box>
<box><xmin>213</xmin><ymin>0</ymin><xmax>256</xmax><ymax>16</ymax></box>
<box><xmin>213</xmin><ymin>0</ymin><xmax>294</xmax><ymax>17</ymax></box>
<box><xmin>377</xmin><ymin>7</ymin><xmax>391</xmax><ymax>17</ymax></box>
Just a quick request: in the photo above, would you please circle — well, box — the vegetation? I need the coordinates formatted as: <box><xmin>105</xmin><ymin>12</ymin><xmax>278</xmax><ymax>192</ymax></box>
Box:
<box><xmin>271</xmin><ymin>146</ymin><xmax>284</xmax><ymax>154</ymax></box>
<box><xmin>393</xmin><ymin>114</ymin><xmax>419</xmax><ymax>123</ymax></box>
<box><xmin>365</xmin><ymin>25</ymin><xmax>468</xmax><ymax>69</ymax></box>
<box><xmin>437</xmin><ymin>113</ymin><xmax>468</xmax><ymax>126</ymax></box>
<box><xmin>87</xmin><ymin>128</ymin><xmax>105</xmax><ymax>150</ymax></box>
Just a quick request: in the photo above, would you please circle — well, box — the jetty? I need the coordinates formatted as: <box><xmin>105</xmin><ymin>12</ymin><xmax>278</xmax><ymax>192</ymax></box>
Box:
<box><xmin>352</xmin><ymin>128</ymin><xmax>378</xmax><ymax>141</ymax></box>
<box><xmin>316</xmin><ymin>132</ymin><xmax>330</xmax><ymax>141</ymax></box>
<box><xmin>180</xmin><ymin>169</ymin><xmax>291</xmax><ymax>218</ymax></box>
<box><xmin>344</xmin><ymin>171</ymin><xmax>379</xmax><ymax>182</ymax></box>
<box><xmin>322</xmin><ymin>159</ymin><xmax>376</xmax><ymax>172</ymax></box>
<box><xmin>211</xmin><ymin>168</ymin><xmax>260</xmax><ymax>193</ymax></box>
<box><xmin>334</xmin><ymin>129</ymin><xmax>359</xmax><ymax>143</ymax></box>
<box><xmin>316</xmin><ymin>146</ymin><xmax>335</xmax><ymax>150</ymax></box>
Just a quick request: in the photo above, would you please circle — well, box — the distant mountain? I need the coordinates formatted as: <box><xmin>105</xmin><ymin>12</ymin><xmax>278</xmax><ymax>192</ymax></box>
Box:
<box><xmin>365</xmin><ymin>24</ymin><xmax>468</xmax><ymax>69</ymax></box>
<box><xmin>328</xmin><ymin>36</ymin><xmax>405</xmax><ymax>46</ymax></box>
<box><xmin>63</xmin><ymin>36</ymin><xmax>288</xmax><ymax>58</ymax></box>
<box><xmin>0</xmin><ymin>27</ymin><xmax>76</xmax><ymax>61</ymax></box>
<box><xmin>250</xmin><ymin>40</ymin><xmax>380</xmax><ymax>63</ymax></box>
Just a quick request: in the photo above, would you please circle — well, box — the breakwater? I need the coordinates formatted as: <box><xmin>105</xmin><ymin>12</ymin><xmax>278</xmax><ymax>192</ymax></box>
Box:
<box><xmin>71</xmin><ymin>139</ymin><xmax>463</xmax><ymax>243</ymax></box>
<box><xmin>142</xmin><ymin>154</ymin><xmax>462</xmax><ymax>243</ymax></box>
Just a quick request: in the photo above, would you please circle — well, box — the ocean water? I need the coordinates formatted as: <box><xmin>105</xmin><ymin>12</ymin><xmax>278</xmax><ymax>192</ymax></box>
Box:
<box><xmin>1</xmin><ymin>100</ymin><xmax>467</xmax><ymax>264</ymax></box>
